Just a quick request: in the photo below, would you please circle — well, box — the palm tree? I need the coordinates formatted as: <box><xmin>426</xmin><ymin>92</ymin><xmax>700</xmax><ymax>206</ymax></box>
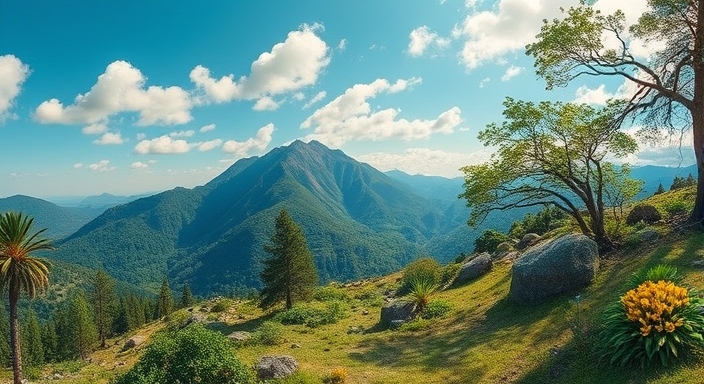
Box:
<box><xmin>0</xmin><ymin>212</ymin><xmax>53</xmax><ymax>384</ymax></box>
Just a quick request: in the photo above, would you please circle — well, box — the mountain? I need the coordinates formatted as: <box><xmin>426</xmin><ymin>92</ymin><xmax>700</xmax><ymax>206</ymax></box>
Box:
<box><xmin>77</xmin><ymin>192</ymin><xmax>152</xmax><ymax>210</ymax></box>
<box><xmin>49</xmin><ymin>141</ymin><xmax>481</xmax><ymax>295</ymax></box>
<box><xmin>631</xmin><ymin>164</ymin><xmax>697</xmax><ymax>198</ymax></box>
<box><xmin>0</xmin><ymin>195</ymin><xmax>101</xmax><ymax>240</ymax></box>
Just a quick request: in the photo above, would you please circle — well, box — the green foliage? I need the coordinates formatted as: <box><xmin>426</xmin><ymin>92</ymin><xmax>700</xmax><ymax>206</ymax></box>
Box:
<box><xmin>253</xmin><ymin>321</ymin><xmax>283</xmax><ymax>346</ymax></box>
<box><xmin>276</xmin><ymin>300</ymin><xmax>349</xmax><ymax>328</ymax></box>
<box><xmin>600</xmin><ymin>265</ymin><xmax>704</xmax><ymax>367</ymax></box>
<box><xmin>671</xmin><ymin>174</ymin><xmax>696</xmax><ymax>191</ymax></box>
<box><xmin>654</xmin><ymin>183</ymin><xmax>666</xmax><ymax>195</ymax></box>
<box><xmin>40</xmin><ymin>319</ymin><xmax>57</xmax><ymax>363</ymax></box>
<box><xmin>440</xmin><ymin>263</ymin><xmax>462</xmax><ymax>287</ymax></box>
<box><xmin>91</xmin><ymin>269</ymin><xmax>116</xmax><ymax>347</ymax></box>
<box><xmin>399</xmin><ymin>257</ymin><xmax>442</xmax><ymax>295</ymax></box>
<box><xmin>473</xmin><ymin>229</ymin><xmax>510</xmax><ymax>253</ymax></box>
<box><xmin>211</xmin><ymin>297</ymin><xmax>233</xmax><ymax>313</ymax></box>
<box><xmin>114</xmin><ymin>324</ymin><xmax>255</xmax><ymax>384</ymax></box>
<box><xmin>626</xmin><ymin>204</ymin><xmax>662</xmax><ymax>226</ymax></box>
<box><xmin>398</xmin><ymin>318</ymin><xmax>431</xmax><ymax>332</ymax></box>
<box><xmin>260</xmin><ymin>210</ymin><xmax>319</xmax><ymax>309</ymax></box>
<box><xmin>313</xmin><ymin>285</ymin><xmax>351</xmax><ymax>302</ymax></box>
<box><xmin>420</xmin><ymin>300</ymin><xmax>452</xmax><ymax>320</ymax></box>
<box><xmin>509</xmin><ymin>205</ymin><xmax>568</xmax><ymax>238</ymax></box>
<box><xmin>353</xmin><ymin>288</ymin><xmax>383</xmax><ymax>307</ymax></box>
<box><xmin>21</xmin><ymin>309</ymin><xmax>43</xmax><ymax>367</ymax></box>
<box><xmin>403</xmin><ymin>276</ymin><xmax>439</xmax><ymax>313</ymax></box>
<box><xmin>663</xmin><ymin>199</ymin><xmax>689</xmax><ymax>217</ymax></box>
<box><xmin>0</xmin><ymin>305</ymin><xmax>10</xmax><ymax>367</ymax></box>
<box><xmin>179</xmin><ymin>283</ymin><xmax>195</xmax><ymax>308</ymax></box>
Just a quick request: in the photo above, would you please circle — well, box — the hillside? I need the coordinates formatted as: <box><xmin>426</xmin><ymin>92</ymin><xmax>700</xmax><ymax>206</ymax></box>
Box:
<box><xmin>48</xmin><ymin>141</ymin><xmax>473</xmax><ymax>295</ymax></box>
<box><xmin>0</xmin><ymin>195</ymin><xmax>100</xmax><ymax>240</ymax></box>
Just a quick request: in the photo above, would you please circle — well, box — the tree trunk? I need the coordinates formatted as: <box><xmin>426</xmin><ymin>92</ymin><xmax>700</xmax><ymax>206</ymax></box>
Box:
<box><xmin>691</xmin><ymin>0</ymin><xmax>704</xmax><ymax>227</ymax></box>
<box><xmin>9</xmin><ymin>285</ymin><xmax>22</xmax><ymax>384</ymax></box>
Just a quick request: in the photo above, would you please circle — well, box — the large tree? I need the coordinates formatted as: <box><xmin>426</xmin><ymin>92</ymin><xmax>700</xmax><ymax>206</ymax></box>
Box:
<box><xmin>526</xmin><ymin>0</ymin><xmax>704</xmax><ymax>225</ymax></box>
<box><xmin>91</xmin><ymin>270</ymin><xmax>116</xmax><ymax>348</ymax></box>
<box><xmin>158</xmin><ymin>278</ymin><xmax>174</xmax><ymax>318</ymax></box>
<box><xmin>460</xmin><ymin>98</ymin><xmax>638</xmax><ymax>251</ymax></box>
<box><xmin>260</xmin><ymin>209</ymin><xmax>318</xmax><ymax>309</ymax></box>
<box><xmin>0</xmin><ymin>212</ymin><xmax>53</xmax><ymax>384</ymax></box>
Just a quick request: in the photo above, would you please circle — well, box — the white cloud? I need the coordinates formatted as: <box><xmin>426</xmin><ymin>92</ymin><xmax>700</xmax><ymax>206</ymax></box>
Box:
<box><xmin>501</xmin><ymin>65</ymin><xmax>523</xmax><ymax>81</ymax></box>
<box><xmin>88</xmin><ymin>160</ymin><xmax>116</xmax><ymax>172</ymax></box>
<box><xmin>301</xmin><ymin>78</ymin><xmax>461</xmax><ymax>146</ymax></box>
<box><xmin>303</xmin><ymin>91</ymin><xmax>326</xmax><ymax>109</ymax></box>
<box><xmin>82</xmin><ymin>123</ymin><xmax>108</xmax><ymax>135</ymax></box>
<box><xmin>93</xmin><ymin>132</ymin><xmax>125</xmax><ymax>145</ymax></box>
<box><xmin>198</xmin><ymin>139</ymin><xmax>223</xmax><ymax>152</ymax></box>
<box><xmin>292</xmin><ymin>92</ymin><xmax>305</xmax><ymax>101</ymax></box>
<box><xmin>73</xmin><ymin>163</ymin><xmax>83</xmax><ymax>169</ymax></box>
<box><xmin>252</xmin><ymin>96</ymin><xmax>280</xmax><ymax>111</ymax></box>
<box><xmin>0</xmin><ymin>55</ymin><xmax>30</xmax><ymax>123</ymax></box>
<box><xmin>136</xmin><ymin>133</ymin><xmax>147</xmax><ymax>140</ymax></box>
<box><xmin>408</xmin><ymin>26</ymin><xmax>450</xmax><ymax>57</ymax></box>
<box><xmin>338</xmin><ymin>39</ymin><xmax>347</xmax><ymax>50</ymax></box>
<box><xmin>190</xmin><ymin>23</ymin><xmax>330</xmax><ymax>109</ymax></box>
<box><xmin>222</xmin><ymin>123</ymin><xmax>274</xmax><ymax>156</ymax></box>
<box><xmin>35</xmin><ymin>60</ymin><xmax>192</xmax><ymax>127</ymax></box>
<box><xmin>199</xmin><ymin>124</ymin><xmax>216</xmax><ymax>133</ymax></box>
<box><xmin>479</xmin><ymin>77</ymin><xmax>491</xmax><ymax>88</ymax></box>
<box><xmin>131</xmin><ymin>161</ymin><xmax>149</xmax><ymax>169</ymax></box>
<box><xmin>617</xmin><ymin>127</ymin><xmax>696</xmax><ymax>167</ymax></box>
<box><xmin>357</xmin><ymin>147</ymin><xmax>493</xmax><ymax>178</ymax></box>
<box><xmin>573</xmin><ymin>75</ymin><xmax>643</xmax><ymax>105</ymax></box>
<box><xmin>134</xmin><ymin>135</ymin><xmax>191</xmax><ymax>154</ymax></box>
<box><xmin>169</xmin><ymin>130</ymin><xmax>195</xmax><ymax>138</ymax></box>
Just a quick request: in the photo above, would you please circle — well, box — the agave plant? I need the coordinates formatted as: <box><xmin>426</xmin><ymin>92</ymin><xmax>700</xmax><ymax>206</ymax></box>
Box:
<box><xmin>404</xmin><ymin>275</ymin><xmax>440</xmax><ymax>313</ymax></box>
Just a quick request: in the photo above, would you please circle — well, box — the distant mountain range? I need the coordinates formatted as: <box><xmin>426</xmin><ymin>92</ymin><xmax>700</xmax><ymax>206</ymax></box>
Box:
<box><xmin>0</xmin><ymin>195</ymin><xmax>101</xmax><ymax>240</ymax></box>
<box><xmin>1</xmin><ymin>141</ymin><xmax>697</xmax><ymax>296</ymax></box>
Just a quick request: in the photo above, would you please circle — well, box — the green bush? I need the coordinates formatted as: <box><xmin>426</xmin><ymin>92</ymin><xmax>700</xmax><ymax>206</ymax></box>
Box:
<box><xmin>354</xmin><ymin>288</ymin><xmax>383</xmax><ymax>307</ymax></box>
<box><xmin>440</xmin><ymin>263</ymin><xmax>462</xmax><ymax>287</ymax></box>
<box><xmin>114</xmin><ymin>324</ymin><xmax>255</xmax><ymax>384</ymax></box>
<box><xmin>474</xmin><ymin>229</ymin><xmax>510</xmax><ymax>253</ymax></box>
<box><xmin>254</xmin><ymin>321</ymin><xmax>283</xmax><ymax>346</ymax></box>
<box><xmin>404</xmin><ymin>276</ymin><xmax>439</xmax><ymax>313</ymax></box>
<box><xmin>421</xmin><ymin>300</ymin><xmax>452</xmax><ymax>319</ymax></box>
<box><xmin>600</xmin><ymin>265</ymin><xmax>704</xmax><ymax>367</ymax></box>
<box><xmin>662</xmin><ymin>200</ymin><xmax>689</xmax><ymax>216</ymax></box>
<box><xmin>210</xmin><ymin>298</ymin><xmax>233</xmax><ymax>313</ymax></box>
<box><xmin>276</xmin><ymin>301</ymin><xmax>349</xmax><ymax>328</ymax></box>
<box><xmin>399</xmin><ymin>257</ymin><xmax>442</xmax><ymax>295</ymax></box>
<box><xmin>626</xmin><ymin>204</ymin><xmax>662</xmax><ymax>226</ymax></box>
<box><xmin>314</xmin><ymin>286</ymin><xmax>351</xmax><ymax>302</ymax></box>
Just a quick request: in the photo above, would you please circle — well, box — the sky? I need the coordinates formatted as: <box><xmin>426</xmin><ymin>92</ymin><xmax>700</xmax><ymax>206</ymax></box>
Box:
<box><xmin>0</xmin><ymin>0</ymin><xmax>696</xmax><ymax>199</ymax></box>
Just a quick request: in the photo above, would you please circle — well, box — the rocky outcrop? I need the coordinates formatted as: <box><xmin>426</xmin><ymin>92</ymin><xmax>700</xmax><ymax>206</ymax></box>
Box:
<box><xmin>516</xmin><ymin>233</ymin><xmax>541</xmax><ymax>250</ymax></box>
<box><xmin>509</xmin><ymin>233</ymin><xmax>599</xmax><ymax>304</ymax></box>
<box><xmin>255</xmin><ymin>355</ymin><xmax>298</xmax><ymax>380</ymax></box>
<box><xmin>380</xmin><ymin>301</ymin><xmax>416</xmax><ymax>328</ymax></box>
<box><xmin>454</xmin><ymin>253</ymin><xmax>492</xmax><ymax>286</ymax></box>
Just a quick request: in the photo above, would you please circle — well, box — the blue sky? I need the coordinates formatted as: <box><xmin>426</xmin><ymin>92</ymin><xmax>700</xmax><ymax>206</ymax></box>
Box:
<box><xmin>0</xmin><ymin>0</ymin><xmax>695</xmax><ymax>198</ymax></box>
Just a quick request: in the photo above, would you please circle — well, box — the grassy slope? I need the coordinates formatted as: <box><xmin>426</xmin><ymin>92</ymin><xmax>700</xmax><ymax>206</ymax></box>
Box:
<box><xmin>2</xmin><ymin>189</ymin><xmax>704</xmax><ymax>383</ymax></box>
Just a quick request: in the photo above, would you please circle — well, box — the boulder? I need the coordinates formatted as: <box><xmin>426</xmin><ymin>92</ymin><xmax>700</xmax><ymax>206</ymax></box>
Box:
<box><xmin>379</xmin><ymin>301</ymin><xmax>416</xmax><ymax>328</ymax></box>
<box><xmin>255</xmin><ymin>355</ymin><xmax>298</xmax><ymax>380</ymax></box>
<box><xmin>454</xmin><ymin>253</ymin><xmax>492</xmax><ymax>285</ymax></box>
<box><xmin>122</xmin><ymin>335</ymin><xmax>145</xmax><ymax>351</ymax></box>
<box><xmin>180</xmin><ymin>312</ymin><xmax>208</xmax><ymax>328</ymax></box>
<box><xmin>227</xmin><ymin>331</ymin><xmax>252</xmax><ymax>342</ymax></box>
<box><xmin>496</xmin><ymin>241</ymin><xmax>513</xmax><ymax>253</ymax></box>
<box><xmin>516</xmin><ymin>233</ymin><xmax>541</xmax><ymax>249</ymax></box>
<box><xmin>637</xmin><ymin>229</ymin><xmax>659</xmax><ymax>242</ymax></box>
<box><xmin>509</xmin><ymin>233</ymin><xmax>599</xmax><ymax>304</ymax></box>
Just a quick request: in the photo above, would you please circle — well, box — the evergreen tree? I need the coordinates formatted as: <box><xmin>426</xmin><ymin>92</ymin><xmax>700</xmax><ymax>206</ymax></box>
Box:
<box><xmin>180</xmin><ymin>283</ymin><xmax>194</xmax><ymax>308</ymax></box>
<box><xmin>671</xmin><ymin>176</ymin><xmax>685</xmax><ymax>190</ymax></box>
<box><xmin>40</xmin><ymin>319</ymin><xmax>57</xmax><ymax>363</ymax></box>
<box><xmin>687</xmin><ymin>173</ymin><xmax>696</xmax><ymax>187</ymax></box>
<box><xmin>91</xmin><ymin>270</ymin><xmax>116</xmax><ymax>348</ymax></box>
<box><xmin>68</xmin><ymin>292</ymin><xmax>98</xmax><ymax>360</ymax></box>
<box><xmin>0</xmin><ymin>305</ymin><xmax>10</xmax><ymax>367</ymax></box>
<box><xmin>158</xmin><ymin>279</ymin><xmax>174</xmax><ymax>318</ymax></box>
<box><xmin>125</xmin><ymin>294</ymin><xmax>145</xmax><ymax>330</ymax></box>
<box><xmin>260</xmin><ymin>209</ymin><xmax>319</xmax><ymax>309</ymax></box>
<box><xmin>112</xmin><ymin>296</ymin><xmax>129</xmax><ymax>335</ymax></box>
<box><xmin>21</xmin><ymin>309</ymin><xmax>42</xmax><ymax>367</ymax></box>
<box><xmin>655</xmin><ymin>183</ymin><xmax>666</xmax><ymax>195</ymax></box>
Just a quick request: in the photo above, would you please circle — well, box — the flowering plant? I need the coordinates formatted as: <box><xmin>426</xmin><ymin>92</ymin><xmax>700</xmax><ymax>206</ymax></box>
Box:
<box><xmin>601</xmin><ymin>265</ymin><xmax>704</xmax><ymax>366</ymax></box>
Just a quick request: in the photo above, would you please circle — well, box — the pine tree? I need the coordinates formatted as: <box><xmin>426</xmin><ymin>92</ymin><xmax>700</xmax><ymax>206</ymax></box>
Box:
<box><xmin>180</xmin><ymin>283</ymin><xmax>194</xmax><ymax>308</ymax></box>
<box><xmin>158</xmin><ymin>279</ymin><xmax>174</xmax><ymax>318</ymax></box>
<box><xmin>687</xmin><ymin>173</ymin><xmax>696</xmax><ymax>187</ymax></box>
<box><xmin>112</xmin><ymin>296</ymin><xmax>129</xmax><ymax>335</ymax></box>
<box><xmin>671</xmin><ymin>176</ymin><xmax>685</xmax><ymax>190</ymax></box>
<box><xmin>125</xmin><ymin>294</ymin><xmax>145</xmax><ymax>330</ymax></box>
<box><xmin>655</xmin><ymin>183</ymin><xmax>665</xmax><ymax>195</ymax></box>
<box><xmin>21</xmin><ymin>309</ymin><xmax>42</xmax><ymax>367</ymax></box>
<box><xmin>68</xmin><ymin>292</ymin><xmax>98</xmax><ymax>360</ymax></box>
<box><xmin>260</xmin><ymin>209</ymin><xmax>319</xmax><ymax>309</ymax></box>
<box><xmin>40</xmin><ymin>320</ymin><xmax>57</xmax><ymax>363</ymax></box>
<box><xmin>91</xmin><ymin>270</ymin><xmax>116</xmax><ymax>348</ymax></box>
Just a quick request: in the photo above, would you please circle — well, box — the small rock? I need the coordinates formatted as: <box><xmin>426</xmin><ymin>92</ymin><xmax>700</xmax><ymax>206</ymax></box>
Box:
<box><xmin>361</xmin><ymin>310</ymin><xmax>369</xmax><ymax>315</ymax></box>
<box><xmin>255</xmin><ymin>355</ymin><xmax>298</xmax><ymax>380</ymax></box>
<box><xmin>291</xmin><ymin>343</ymin><xmax>302</xmax><ymax>349</ymax></box>
<box><xmin>347</xmin><ymin>326</ymin><xmax>364</xmax><ymax>334</ymax></box>
<box><xmin>122</xmin><ymin>336</ymin><xmax>145</xmax><ymax>351</ymax></box>
<box><xmin>227</xmin><ymin>331</ymin><xmax>252</xmax><ymax>342</ymax></box>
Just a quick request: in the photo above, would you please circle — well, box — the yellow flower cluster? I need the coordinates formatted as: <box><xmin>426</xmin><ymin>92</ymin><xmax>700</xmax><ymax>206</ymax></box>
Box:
<box><xmin>621</xmin><ymin>280</ymin><xmax>690</xmax><ymax>337</ymax></box>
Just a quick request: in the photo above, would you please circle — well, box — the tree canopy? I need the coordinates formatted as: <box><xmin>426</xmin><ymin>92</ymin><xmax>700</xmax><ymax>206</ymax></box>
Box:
<box><xmin>460</xmin><ymin>98</ymin><xmax>639</xmax><ymax>250</ymax></box>
<box><xmin>526</xmin><ymin>0</ymin><xmax>704</xmax><ymax>225</ymax></box>
<box><xmin>260</xmin><ymin>209</ymin><xmax>319</xmax><ymax>309</ymax></box>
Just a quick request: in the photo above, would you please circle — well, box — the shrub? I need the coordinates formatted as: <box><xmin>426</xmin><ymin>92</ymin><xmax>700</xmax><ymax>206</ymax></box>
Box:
<box><xmin>210</xmin><ymin>298</ymin><xmax>233</xmax><ymax>313</ymax></box>
<box><xmin>276</xmin><ymin>301</ymin><xmax>349</xmax><ymax>328</ymax></box>
<box><xmin>323</xmin><ymin>367</ymin><xmax>348</xmax><ymax>384</ymax></box>
<box><xmin>474</xmin><ymin>229</ymin><xmax>510</xmax><ymax>253</ymax></box>
<box><xmin>254</xmin><ymin>321</ymin><xmax>283</xmax><ymax>346</ymax></box>
<box><xmin>421</xmin><ymin>299</ymin><xmax>452</xmax><ymax>319</ymax></box>
<box><xmin>314</xmin><ymin>286</ymin><xmax>351</xmax><ymax>302</ymax></box>
<box><xmin>399</xmin><ymin>257</ymin><xmax>442</xmax><ymax>295</ymax></box>
<box><xmin>600</xmin><ymin>265</ymin><xmax>704</xmax><ymax>367</ymax></box>
<box><xmin>354</xmin><ymin>288</ymin><xmax>383</xmax><ymax>307</ymax></box>
<box><xmin>626</xmin><ymin>204</ymin><xmax>662</xmax><ymax>226</ymax></box>
<box><xmin>663</xmin><ymin>200</ymin><xmax>689</xmax><ymax>217</ymax></box>
<box><xmin>114</xmin><ymin>324</ymin><xmax>255</xmax><ymax>384</ymax></box>
<box><xmin>404</xmin><ymin>276</ymin><xmax>439</xmax><ymax>313</ymax></box>
<box><xmin>440</xmin><ymin>263</ymin><xmax>462</xmax><ymax>287</ymax></box>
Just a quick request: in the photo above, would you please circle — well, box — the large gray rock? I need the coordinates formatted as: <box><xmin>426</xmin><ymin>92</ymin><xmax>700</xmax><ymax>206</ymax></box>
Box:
<box><xmin>516</xmin><ymin>233</ymin><xmax>541</xmax><ymax>249</ymax></box>
<box><xmin>380</xmin><ymin>301</ymin><xmax>416</xmax><ymax>328</ymax></box>
<box><xmin>454</xmin><ymin>253</ymin><xmax>492</xmax><ymax>285</ymax></box>
<box><xmin>255</xmin><ymin>355</ymin><xmax>298</xmax><ymax>380</ymax></box>
<box><xmin>122</xmin><ymin>335</ymin><xmax>145</xmax><ymax>351</ymax></box>
<box><xmin>509</xmin><ymin>233</ymin><xmax>599</xmax><ymax>304</ymax></box>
